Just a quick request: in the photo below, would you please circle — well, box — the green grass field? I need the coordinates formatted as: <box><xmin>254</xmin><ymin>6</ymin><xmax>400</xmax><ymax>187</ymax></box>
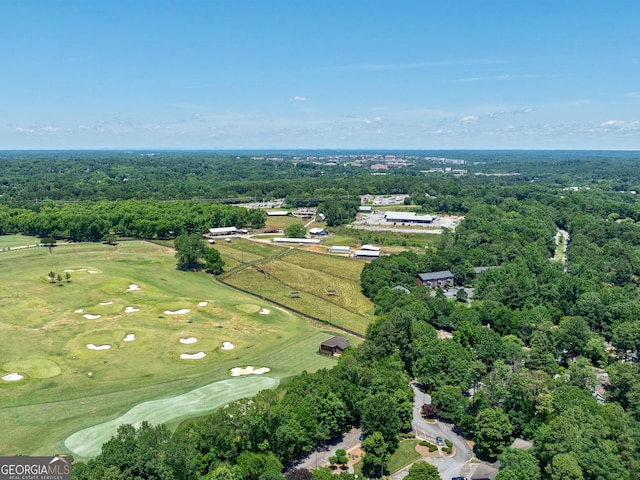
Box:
<box><xmin>222</xmin><ymin>248</ymin><xmax>375</xmax><ymax>334</ymax></box>
<box><xmin>0</xmin><ymin>237</ymin><xmax>347</xmax><ymax>457</ymax></box>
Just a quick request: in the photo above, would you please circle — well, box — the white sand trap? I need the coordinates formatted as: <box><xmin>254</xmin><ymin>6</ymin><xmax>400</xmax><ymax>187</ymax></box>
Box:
<box><xmin>197</xmin><ymin>301</ymin><xmax>208</xmax><ymax>307</ymax></box>
<box><xmin>86</xmin><ymin>343</ymin><xmax>111</xmax><ymax>350</ymax></box>
<box><xmin>99</xmin><ymin>301</ymin><xmax>114</xmax><ymax>306</ymax></box>
<box><xmin>230</xmin><ymin>366</ymin><xmax>271</xmax><ymax>376</ymax></box>
<box><xmin>221</xmin><ymin>342</ymin><xmax>235</xmax><ymax>350</ymax></box>
<box><xmin>74</xmin><ymin>309</ymin><xmax>84</xmax><ymax>313</ymax></box>
<box><xmin>180</xmin><ymin>352</ymin><xmax>206</xmax><ymax>360</ymax></box>
<box><xmin>88</xmin><ymin>270</ymin><xmax>97</xmax><ymax>274</ymax></box>
<box><xmin>123</xmin><ymin>334</ymin><xmax>136</xmax><ymax>342</ymax></box>
<box><xmin>180</xmin><ymin>337</ymin><xmax>198</xmax><ymax>344</ymax></box>
<box><xmin>126</xmin><ymin>284</ymin><xmax>141</xmax><ymax>291</ymax></box>
<box><xmin>82</xmin><ymin>314</ymin><xmax>102</xmax><ymax>320</ymax></box>
<box><xmin>259</xmin><ymin>308</ymin><xmax>271</xmax><ymax>314</ymax></box>
<box><xmin>124</xmin><ymin>306</ymin><xmax>139</xmax><ymax>313</ymax></box>
<box><xmin>164</xmin><ymin>308</ymin><xmax>191</xmax><ymax>315</ymax></box>
<box><xmin>2</xmin><ymin>373</ymin><xmax>23</xmax><ymax>382</ymax></box>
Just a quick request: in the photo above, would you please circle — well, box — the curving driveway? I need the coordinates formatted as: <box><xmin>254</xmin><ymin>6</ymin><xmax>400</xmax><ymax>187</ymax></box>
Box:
<box><xmin>287</xmin><ymin>384</ymin><xmax>474</xmax><ymax>478</ymax></box>
<box><xmin>390</xmin><ymin>383</ymin><xmax>473</xmax><ymax>479</ymax></box>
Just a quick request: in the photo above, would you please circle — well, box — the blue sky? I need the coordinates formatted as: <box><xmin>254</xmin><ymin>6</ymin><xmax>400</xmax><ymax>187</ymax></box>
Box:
<box><xmin>1</xmin><ymin>1</ymin><xmax>639</xmax><ymax>150</ymax></box>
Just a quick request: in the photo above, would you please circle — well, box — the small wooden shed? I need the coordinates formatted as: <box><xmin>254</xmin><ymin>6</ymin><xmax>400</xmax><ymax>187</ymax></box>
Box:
<box><xmin>319</xmin><ymin>336</ymin><xmax>350</xmax><ymax>357</ymax></box>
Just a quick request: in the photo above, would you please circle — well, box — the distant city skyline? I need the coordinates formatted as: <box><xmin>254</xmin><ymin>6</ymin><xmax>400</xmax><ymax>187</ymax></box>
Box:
<box><xmin>2</xmin><ymin>1</ymin><xmax>639</xmax><ymax>150</ymax></box>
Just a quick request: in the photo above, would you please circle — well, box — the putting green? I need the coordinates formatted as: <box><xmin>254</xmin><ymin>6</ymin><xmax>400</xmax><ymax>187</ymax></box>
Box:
<box><xmin>3</xmin><ymin>358</ymin><xmax>61</xmax><ymax>379</ymax></box>
<box><xmin>65</xmin><ymin>375</ymin><xmax>278</xmax><ymax>458</ymax></box>
<box><xmin>236</xmin><ymin>303</ymin><xmax>261</xmax><ymax>313</ymax></box>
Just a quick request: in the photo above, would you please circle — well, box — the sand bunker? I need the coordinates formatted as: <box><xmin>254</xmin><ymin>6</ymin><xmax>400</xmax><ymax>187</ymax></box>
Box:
<box><xmin>123</xmin><ymin>334</ymin><xmax>136</xmax><ymax>342</ymax></box>
<box><xmin>82</xmin><ymin>314</ymin><xmax>102</xmax><ymax>320</ymax></box>
<box><xmin>74</xmin><ymin>309</ymin><xmax>84</xmax><ymax>313</ymax></box>
<box><xmin>180</xmin><ymin>352</ymin><xmax>206</xmax><ymax>360</ymax></box>
<box><xmin>180</xmin><ymin>337</ymin><xmax>198</xmax><ymax>344</ymax></box>
<box><xmin>126</xmin><ymin>284</ymin><xmax>141</xmax><ymax>291</ymax></box>
<box><xmin>88</xmin><ymin>270</ymin><xmax>97</xmax><ymax>274</ymax></box>
<box><xmin>230</xmin><ymin>366</ymin><xmax>271</xmax><ymax>376</ymax></box>
<box><xmin>197</xmin><ymin>301</ymin><xmax>208</xmax><ymax>307</ymax></box>
<box><xmin>259</xmin><ymin>308</ymin><xmax>270</xmax><ymax>314</ymax></box>
<box><xmin>124</xmin><ymin>306</ymin><xmax>139</xmax><ymax>313</ymax></box>
<box><xmin>99</xmin><ymin>301</ymin><xmax>114</xmax><ymax>306</ymax></box>
<box><xmin>86</xmin><ymin>344</ymin><xmax>111</xmax><ymax>351</ymax></box>
<box><xmin>221</xmin><ymin>342</ymin><xmax>235</xmax><ymax>350</ymax></box>
<box><xmin>2</xmin><ymin>373</ymin><xmax>23</xmax><ymax>382</ymax></box>
<box><xmin>164</xmin><ymin>309</ymin><xmax>191</xmax><ymax>315</ymax></box>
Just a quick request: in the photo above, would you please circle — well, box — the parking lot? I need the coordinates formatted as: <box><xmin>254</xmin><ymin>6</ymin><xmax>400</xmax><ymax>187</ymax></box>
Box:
<box><xmin>351</xmin><ymin>212</ymin><xmax>463</xmax><ymax>233</ymax></box>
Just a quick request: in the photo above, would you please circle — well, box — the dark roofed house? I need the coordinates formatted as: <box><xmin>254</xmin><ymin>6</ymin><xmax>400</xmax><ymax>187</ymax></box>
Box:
<box><xmin>510</xmin><ymin>438</ymin><xmax>534</xmax><ymax>450</ymax></box>
<box><xmin>471</xmin><ymin>463</ymin><xmax>500</xmax><ymax>480</ymax></box>
<box><xmin>392</xmin><ymin>285</ymin><xmax>411</xmax><ymax>294</ymax></box>
<box><xmin>319</xmin><ymin>336</ymin><xmax>350</xmax><ymax>357</ymax></box>
<box><xmin>417</xmin><ymin>270</ymin><xmax>454</xmax><ymax>289</ymax></box>
<box><xmin>474</xmin><ymin>266</ymin><xmax>499</xmax><ymax>274</ymax></box>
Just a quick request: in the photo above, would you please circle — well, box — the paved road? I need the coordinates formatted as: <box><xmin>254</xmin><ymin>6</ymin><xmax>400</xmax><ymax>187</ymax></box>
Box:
<box><xmin>392</xmin><ymin>383</ymin><xmax>473</xmax><ymax>479</ymax></box>
<box><xmin>286</xmin><ymin>384</ymin><xmax>474</xmax><ymax>478</ymax></box>
<box><xmin>285</xmin><ymin>427</ymin><xmax>362</xmax><ymax>473</ymax></box>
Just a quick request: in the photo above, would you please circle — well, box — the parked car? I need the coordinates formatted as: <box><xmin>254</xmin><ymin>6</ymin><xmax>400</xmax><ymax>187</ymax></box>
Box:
<box><xmin>436</xmin><ymin>436</ymin><xmax>444</xmax><ymax>446</ymax></box>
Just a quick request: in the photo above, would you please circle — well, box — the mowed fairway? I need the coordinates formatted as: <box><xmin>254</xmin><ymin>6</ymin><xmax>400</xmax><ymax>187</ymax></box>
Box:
<box><xmin>223</xmin><ymin>247</ymin><xmax>375</xmax><ymax>334</ymax></box>
<box><xmin>0</xmin><ymin>239</ymin><xmax>342</xmax><ymax>457</ymax></box>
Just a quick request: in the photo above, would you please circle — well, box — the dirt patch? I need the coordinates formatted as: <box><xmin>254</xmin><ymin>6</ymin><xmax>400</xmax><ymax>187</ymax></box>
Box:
<box><xmin>347</xmin><ymin>446</ymin><xmax>364</xmax><ymax>466</ymax></box>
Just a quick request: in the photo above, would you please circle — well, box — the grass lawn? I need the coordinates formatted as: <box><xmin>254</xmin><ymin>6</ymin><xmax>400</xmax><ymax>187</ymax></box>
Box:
<box><xmin>0</xmin><ymin>240</ymin><xmax>345</xmax><ymax>457</ymax></box>
<box><xmin>386</xmin><ymin>439</ymin><xmax>422</xmax><ymax>473</ymax></box>
<box><xmin>223</xmin><ymin>248</ymin><xmax>375</xmax><ymax>335</ymax></box>
<box><xmin>264</xmin><ymin>215</ymin><xmax>306</xmax><ymax>231</ymax></box>
<box><xmin>0</xmin><ymin>234</ymin><xmax>41</xmax><ymax>249</ymax></box>
<box><xmin>352</xmin><ymin>439</ymin><xmax>423</xmax><ymax>477</ymax></box>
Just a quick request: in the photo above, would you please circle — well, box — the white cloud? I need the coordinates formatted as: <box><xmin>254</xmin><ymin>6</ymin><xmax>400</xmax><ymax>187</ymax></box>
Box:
<box><xmin>601</xmin><ymin>120</ymin><xmax>625</xmax><ymax>127</ymax></box>
<box><xmin>41</xmin><ymin>126</ymin><xmax>61</xmax><ymax>132</ymax></box>
<box><xmin>289</xmin><ymin>96</ymin><xmax>306</xmax><ymax>102</ymax></box>
<box><xmin>599</xmin><ymin>120</ymin><xmax>640</xmax><ymax>131</ymax></box>
<box><xmin>511</xmin><ymin>108</ymin><xmax>534</xmax><ymax>115</ymax></box>
<box><xmin>362</xmin><ymin>117</ymin><xmax>383</xmax><ymax>126</ymax></box>
<box><xmin>459</xmin><ymin>115</ymin><xmax>479</xmax><ymax>124</ymax></box>
<box><xmin>15</xmin><ymin>127</ymin><xmax>35</xmax><ymax>133</ymax></box>
<box><xmin>623</xmin><ymin>92</ymin><xmax>640</xmax><ymax>98</ymax></box>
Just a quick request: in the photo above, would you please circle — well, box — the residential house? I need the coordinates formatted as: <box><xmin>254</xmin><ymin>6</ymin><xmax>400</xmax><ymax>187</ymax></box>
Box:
<box><xmin>417</xmin><ymin>270</ymin><xmax>454</xmax><ymax>288</ymax></box>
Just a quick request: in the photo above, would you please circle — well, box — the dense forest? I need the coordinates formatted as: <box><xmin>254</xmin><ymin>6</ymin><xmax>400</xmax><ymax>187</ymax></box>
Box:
<box><xmin>3</xmin><ymin>150</ymin><xmax>640</xmax><ymax>479</ymax></box>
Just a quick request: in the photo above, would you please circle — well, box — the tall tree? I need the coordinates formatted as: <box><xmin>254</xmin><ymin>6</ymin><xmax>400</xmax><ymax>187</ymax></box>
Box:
<box><xmin>404</xmin><ymin>461</ymin><xmax>442</xmax><ymax>480</ymax></box>
<box><xmin>473</xmin><ymin>408</ymin><xmax>514</xmax><ymax>459</ymax></box>
<box><xmin>174</xmin><ymin>233</ymin><xmax>206</xmax><ymax>270</ymax></box>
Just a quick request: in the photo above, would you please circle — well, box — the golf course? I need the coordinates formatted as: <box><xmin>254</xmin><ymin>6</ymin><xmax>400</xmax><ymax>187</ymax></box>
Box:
<box><xmin>0</xmin><ymin>237</ymin><xmax>348</xmax><ymax>458</ymax></box>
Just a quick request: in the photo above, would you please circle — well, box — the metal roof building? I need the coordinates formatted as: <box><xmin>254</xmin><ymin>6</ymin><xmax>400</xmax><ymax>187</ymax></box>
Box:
<box><xmin>384</xmin><ymin>212</ymin><xmax>435</xmax><ymax>223</ymax></box>
<box><xmin>208</xmin><ymin>226</ymin><xmax>239</xmax><ymax>236</ymax></box>
<box><xmin>273</xmin><ymin>237</ymin><xmax>321</xmax><ymax>244</ymax></box>
<box><xmin>354</xmin><ymin>249</ymin><xmax>381</xmax><ymax>258</ymax></box>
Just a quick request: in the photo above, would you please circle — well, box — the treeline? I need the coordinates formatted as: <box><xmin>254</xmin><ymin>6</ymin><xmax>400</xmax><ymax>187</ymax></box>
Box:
<box><xmin>0</xmin><ymin>200</ymin><xmax>265</xmax><ymax>241</ymax></box>
<box><xmin>5</xmin><ymin>150</ymin><xmax>640</xmax><ymax>205</ymax></box>
<box><xmin>73</xmin><ymin>352</ymin><xmax>414</xmax><ymax>480</ymax></box>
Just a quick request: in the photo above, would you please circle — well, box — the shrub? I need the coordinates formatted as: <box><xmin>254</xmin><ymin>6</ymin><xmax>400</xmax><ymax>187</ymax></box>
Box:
<box><xmin>419</xmin><ymin>440</ymin><xmax>438</xmax><ymax>452</ymax></box>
